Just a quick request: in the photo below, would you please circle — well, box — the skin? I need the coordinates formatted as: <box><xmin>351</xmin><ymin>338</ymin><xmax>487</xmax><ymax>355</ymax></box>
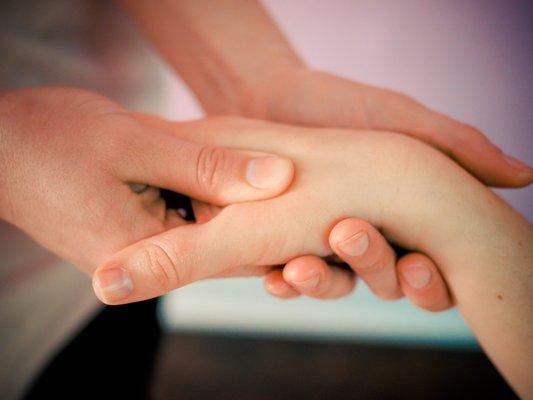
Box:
<box><xmin>94</xmin><ymin>117</ymin><xmax>532</xmax><ymax>397</ymax></box>
<box><xmin>1</xmin><ymin>2</ymin><xmax>528</xmax><ymax>396</ymax></box>
<box><xmin>0</xmin><ymin>86</ymin><xmax>451</xmax><ymax>319</ymax></box>
<box><xmin>0</xmin><ymin>87</ymin><xmax>294</xmax><ymax>273</ymax></box>
<box><xmin>119</xmin><ymin>0</ymin><xmax>532</xmax><ymax>302</ymax></box>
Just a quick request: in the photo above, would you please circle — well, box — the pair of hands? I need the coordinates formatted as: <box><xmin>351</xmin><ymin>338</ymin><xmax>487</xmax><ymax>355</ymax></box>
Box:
<box><xmin>111</xmin><ymin>0</ymin><xmax>531</xmax><ymax>310</ymax></box>
<box><xmin>1</xmin><ymin>69</ymin><xmax>529</xmax><ymax>312</ymax></box>
<box><xmin>3</xmin><ymin>82</ymin><xmax>531</xmax><ymax>397</ymax></box>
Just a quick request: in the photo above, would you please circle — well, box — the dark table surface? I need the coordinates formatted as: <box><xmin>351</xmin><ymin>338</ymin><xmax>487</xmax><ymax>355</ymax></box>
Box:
<box><xmin>150</xmin><ymin>332</ymin><xmax>517</xmax><ymax>400</ymax></box>
<box><xmin>24</xmin><ymin>299</ymin><xmax>518</xmax><ymax>400</ymax></box>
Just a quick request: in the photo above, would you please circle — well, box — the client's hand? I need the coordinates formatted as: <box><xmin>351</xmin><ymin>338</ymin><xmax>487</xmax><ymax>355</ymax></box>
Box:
<box><xmin>0</xmin><ymin>88</ymin><xmax>293</xmax><ymax>274</ymax></box>
<box><xmin>140</xmin><ymin>114</ymin><xmax>454</xmax><ymax>311</ymax></box>
<box><xmin>97</xmin><ymin>116</ymin><xmax>495</xmax><ymax>304</ymax></box>
<box><xmin>251</xmin><ymin>68</ymin><xmax>532</xmax><ymax>307</ymax></box>
<box><xmin>95</xmin><ymin>116</ymin><xmax>532</xmax><ymax>395</ymax></box>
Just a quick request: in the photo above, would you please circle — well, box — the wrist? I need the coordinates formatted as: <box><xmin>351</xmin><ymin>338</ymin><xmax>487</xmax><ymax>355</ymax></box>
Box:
<box><xmin>237</xmin><ymin>64</ymin><xmax>309</xmax><ymax>118</ymax></box>
<box><xmin>237</xmin><ymin>65</ymin><xmax>311</xmax><ymax>119</ymax></box>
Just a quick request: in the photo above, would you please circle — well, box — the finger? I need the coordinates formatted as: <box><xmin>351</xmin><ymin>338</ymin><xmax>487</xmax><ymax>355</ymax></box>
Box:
<box><xmin>91</xmin><ymin>220</ymin><xmax>232</xmax><ymax>304</ymax></box>
<box><xmin>191</xmin><ymin>199</ymin><xmax>222</xmax><ymax>224</ymax></box>
<box><xmin>329</xmin><ymin>218</ymin><xmax>402</xmax><ymax>300</ymax></box>
<box><xmin>122</xmin><ymin>129</ymin><xmax>294</xmax><ymax>206</ymax></box>
<box><xmin>264</xmin><ymin>269</ymin><xmax>301</xmax><ymax>299</ymax></box>
<box><xmin>387</xmin><ymin>92</ymin><xmax>533</xmax><ymax>187</ymax></box>
<box><xmin>91</xmin><ymin>202</ymin><xmax>283</xmax><ymax>305</ymax></box>
<box><xmin>397</xmin><ymin>253</ymin><xmax>454</xmax><ymax>312</ymax></box>
<box><xmin>282</xmin><ymin>255</ymin><xmax>356</xmax><ymax>299</ymax></box>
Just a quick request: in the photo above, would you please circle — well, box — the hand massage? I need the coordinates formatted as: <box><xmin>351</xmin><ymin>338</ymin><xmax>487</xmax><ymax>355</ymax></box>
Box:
<box><xmin>1</xmin><ymin>0</ymin><xmax>531</xmax><ymax>399</ymax></box>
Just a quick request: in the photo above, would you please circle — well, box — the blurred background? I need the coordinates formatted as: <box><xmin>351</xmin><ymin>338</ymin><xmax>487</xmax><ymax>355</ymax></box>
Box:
<box><xmin>149</xmin><ymin>0</ymin><xmax>532</xmax><ymax>347</ymax></box>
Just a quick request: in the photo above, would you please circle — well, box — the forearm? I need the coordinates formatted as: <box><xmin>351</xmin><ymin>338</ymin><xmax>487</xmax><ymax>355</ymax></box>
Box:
<box><xmin>438</xmin><ymin>194</ymin><xmax>532</xmax><ymax>396</ymax></box>
<box><xmin>119</xmin><ymin>0</ymin><xmax>303</xmax><ymax>114</ymax></box>
<box><xmin>385</xmin><ymin>149</ymin><xmax>533</xmax><ymax>396</ymax></box>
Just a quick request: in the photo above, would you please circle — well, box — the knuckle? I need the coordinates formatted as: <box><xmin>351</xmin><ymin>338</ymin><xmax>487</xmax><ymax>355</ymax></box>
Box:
<box><xmin>216</xmin><ymin>204</ymin><xmax>272</xmax><ymax>265</ymax></box>
<box><xmin>196</xmin><ymin>145</ymin><xmax>230</xmax><ymax>196</ymax></box>
<box><xmin>140</xmin><ymin>242</ymin><xmax>184</xmax><ymax>290</ymax></box>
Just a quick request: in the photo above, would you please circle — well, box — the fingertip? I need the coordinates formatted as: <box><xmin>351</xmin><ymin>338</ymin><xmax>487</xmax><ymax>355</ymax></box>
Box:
<box><xmin>245</xmin><ymin>156</ymin><xmax>295</xmax><ymax>192</ymax></box>
<box><xmin>92</xmin><ymin>266</ymin><xmax>134</xmax><ymax>305</ymax></box>
<box><xmin>449</xmin><ymin>124</ymin><xmax>532</xmax><ymax>187</ymax></box>
<box><xmin>329</xmin><ymin>218</ymin><xmax>373</xmax><ymax>259</ymax></box>
<box><xmin>328</xmin><ymin>218</ymin><xmax>402</xmax><ymax>300</ymax></box>
<box><xmin>501</xmin><ymin>154</ymin><xmax>533</xmax><ymax>186</ymax></box>
<box><xmin>283</xmin><ymin>256</ymin><xmax>325</xmax><ymax>292</ymax></box>
<box><xmin>264</xmin><ymin>270</ymin><xmax>300</xmax><ymax>299</ymax></box>
<box><xmin>329</xmin><ymin>218</ymin><xmax>370</xmax><ymax>247</ymax></box>
<box><xmin>397</xmin><ymin>253</ymin><xmax>453</xmax><ymax>312</ymax></box>
<box><xmin>284</xmin><ymin>256</ymin><xmax>357</xmax><ymax>299</ymax></box>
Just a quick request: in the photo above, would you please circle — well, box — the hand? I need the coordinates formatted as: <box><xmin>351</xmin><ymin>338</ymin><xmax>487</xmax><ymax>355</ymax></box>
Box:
<box><xmin>192</xmin><ymin>200</ymin><xmax>453</xmax><ymax>311</ymax></box>
<box><xmin>249</xmin><ymin>68</ymin><xmax>529</xmax><ymax>307</ymax></box>
<box><xmin>120</xmin><ymin>1</ymin><xmax>532</xmax><ymax>187</ymax></box>
<box><xmin>0</xmin><ymin>88</ymin><xmax>293</xmax><ymax>274</ymax></box>
<box><xmin>94</xmin><ymin>115</ymin><xmax>500</xmax><ymax>304</ymax></box>
<box><xmin>121</xmin><ymin>0</ymin><xmax>529</xmax><ymax>310</ymax></box>
<box><xmin>246</xmin><ymin>68</ymin><xmax>532</xmax><ymax>187</ymax></box>
<box><xmin>94</xmin><ymin>117</ymin><xmax>532</xmax><ymax>394</ymax></box>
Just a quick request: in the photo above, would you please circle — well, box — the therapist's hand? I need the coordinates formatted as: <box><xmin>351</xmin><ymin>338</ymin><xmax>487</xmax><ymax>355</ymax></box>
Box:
<box><xmin>120</xmin><ymin>1</ymin><xmax>531</xmax><ymax>186</ymax></box>
<box><xmin>0</xmin><ymin>87</ymin><xmax>293</xmax><ymax>274</ymax></box>
<box><xmin>247</xmin><ymin>68</ymin><xmax>532</xmax><ymax>187</ymax></box>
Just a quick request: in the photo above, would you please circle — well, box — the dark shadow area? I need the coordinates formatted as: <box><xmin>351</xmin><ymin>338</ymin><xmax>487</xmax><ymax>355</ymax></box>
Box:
<box><xmin>151</xmin><ymin>332</ymin><xmax>518</xmax><ymax>400</ymax></box>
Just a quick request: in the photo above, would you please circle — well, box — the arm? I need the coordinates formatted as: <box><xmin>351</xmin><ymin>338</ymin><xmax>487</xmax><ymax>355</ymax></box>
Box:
<box><xmin>96</xmin><ymin>117</ymin><xmax>532</xmax><ymax>396</ymax></box>
<box><xmin>119</xmin><ymin>0</ymin><xmax>532</xmax><ymax>187</ymax></box>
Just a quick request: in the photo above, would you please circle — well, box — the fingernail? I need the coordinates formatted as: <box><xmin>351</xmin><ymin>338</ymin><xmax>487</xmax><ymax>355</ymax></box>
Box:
<box><xmin>292</xmin><ymin>275</ymin><xmax>320</xmax><ymax>291</ymax></box>
<box><xmin>246</xmin><ymin>156</ymin><xmax>292</xmax><ymax>189</ymax></box>
<box><xmin>504</xmin><ymin>154</ymin><xmax>531</xmax><ymax>173</ymax></box>
<box><xmin>401</xmin><ymin>264</ymin><xmax>431</xmax><ymax>289</ymax></box>
<box><xmin>337</xmin><ymin>231</ymin><xmax>369</xmax><ymax>257</ymax></box>
<box><xmin>93</xmin><ymin>268</ymin><xmax>133</xmax><ymax>303</ymax></box>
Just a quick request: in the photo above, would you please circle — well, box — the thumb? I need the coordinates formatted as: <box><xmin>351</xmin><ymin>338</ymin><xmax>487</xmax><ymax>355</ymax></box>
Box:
<box><xmin>91</xmin><ymin>207</ymin><xmax>274</xmax><ymax>305</ymax></box>
<box><xmin>124</xmin><ymin>129</ymin><xmax>295</xmax><ymax>206</ymax></box>
<box><xmin>91</xmin><ymin>221</ymin><xmax>233</xmax><ymax>304</ymax></box>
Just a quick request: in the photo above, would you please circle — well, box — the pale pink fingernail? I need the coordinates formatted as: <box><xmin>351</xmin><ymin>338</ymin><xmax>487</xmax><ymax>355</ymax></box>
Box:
<box><xmin>337</xmin><ymin>231</ymin><xmax>369</xmax><ymax>257</ymax></box>
<box><xmin>401</xmin><ymin>264</ymin><xmax>431</xmax><ymax>289</ymax></box>
<box><xmin>93</xmin><ymin>268</ymin><xmax>133</xmax><ymax>303</ymax></box>
<box><xmin>246</xmin><ymin>156</ymin><xmax>292</xmax><ymax>189</ymax></box>
<box><xmin>291</xmin><ymin>275</ymin><xmax>320</xmax><ymax>291</ymax></box>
